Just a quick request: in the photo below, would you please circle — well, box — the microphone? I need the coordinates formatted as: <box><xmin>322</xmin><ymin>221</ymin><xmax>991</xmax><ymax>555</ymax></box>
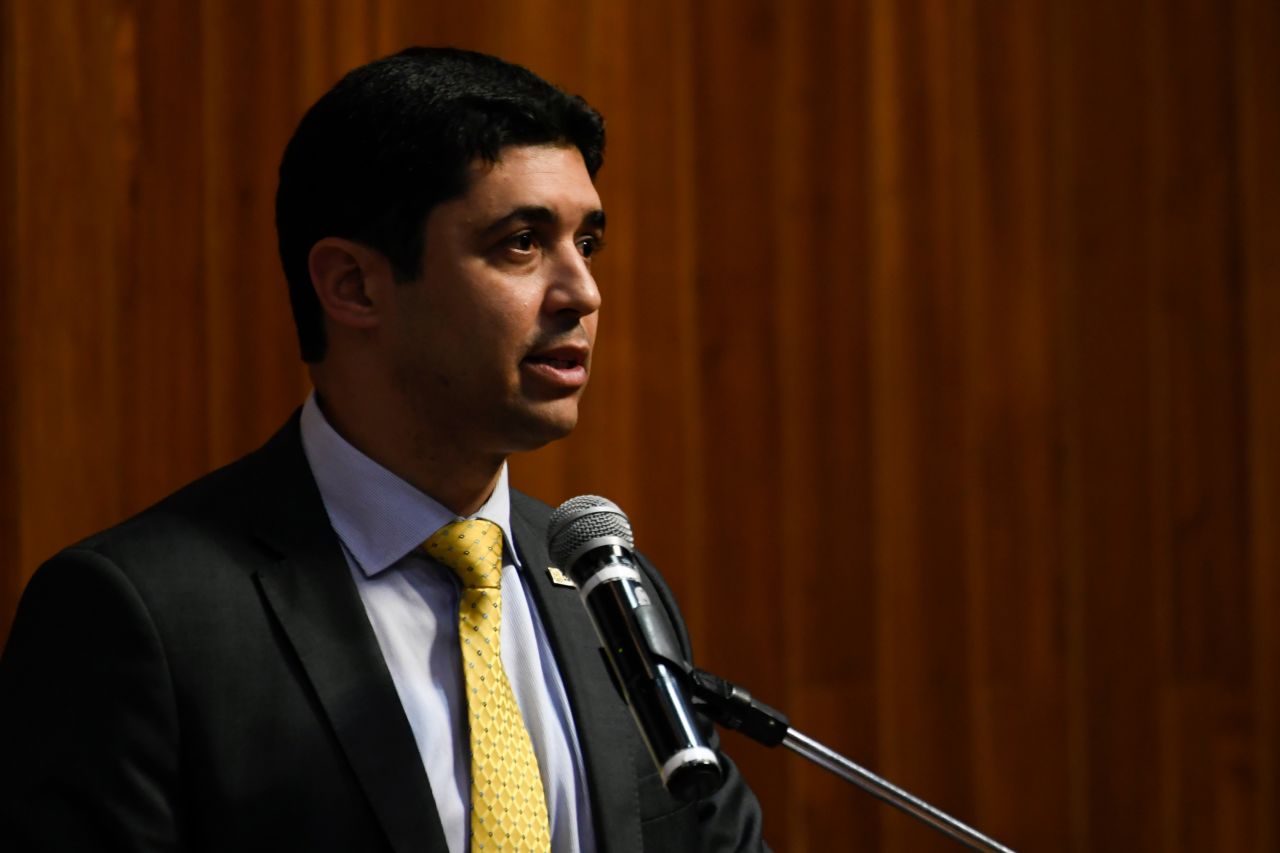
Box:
<box><xmin>547</xmin><ymin>495</ymin><xmax>723</xmax><ymax>802</ymax></box>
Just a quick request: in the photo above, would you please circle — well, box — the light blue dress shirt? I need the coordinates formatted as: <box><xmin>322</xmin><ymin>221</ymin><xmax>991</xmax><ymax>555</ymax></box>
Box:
<box><xmin>299</xmin><ymin>393</ymin><xmax>595</xmax><ymax>853</ymax></box>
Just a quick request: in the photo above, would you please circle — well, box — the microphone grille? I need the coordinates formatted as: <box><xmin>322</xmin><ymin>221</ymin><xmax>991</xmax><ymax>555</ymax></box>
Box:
<box><xmin>547</xmin><ymin>495</ymin><xmax>635</xmax><ymax>569</ymax></box>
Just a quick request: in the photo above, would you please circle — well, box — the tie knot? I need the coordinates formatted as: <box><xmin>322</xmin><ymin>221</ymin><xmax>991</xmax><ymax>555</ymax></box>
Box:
<box><xmin>424</xmin><ymin>519</ymin><xmax>504</xmax><ymax>589</ymax></box>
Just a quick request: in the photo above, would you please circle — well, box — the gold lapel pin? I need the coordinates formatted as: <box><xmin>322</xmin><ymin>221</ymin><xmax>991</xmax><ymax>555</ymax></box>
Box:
<box><xmin>546</xmin><ymin>566</ymin><xmax>577</xmax><ymax>588</ymax></box>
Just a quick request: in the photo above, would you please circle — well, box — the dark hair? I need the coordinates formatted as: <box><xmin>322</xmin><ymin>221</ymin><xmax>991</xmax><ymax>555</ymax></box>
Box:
<box><xmin>275</xmin><ymin>47</ymin><xmax>606</xmax><ymax>362</ymax></box>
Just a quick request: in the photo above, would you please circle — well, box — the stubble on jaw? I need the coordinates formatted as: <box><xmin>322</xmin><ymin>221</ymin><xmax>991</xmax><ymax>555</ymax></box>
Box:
<box><xmin>388</xmin><ymin>346</ymin><xmax>582</xmax><ymax>472</ymax></box>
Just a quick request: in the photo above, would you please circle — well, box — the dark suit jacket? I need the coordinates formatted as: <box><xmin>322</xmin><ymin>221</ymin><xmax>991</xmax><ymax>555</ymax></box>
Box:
<box><xmin>0</xmin><ymin>415</ymin><xmax>767</xmax><ymax>852</ymax></box>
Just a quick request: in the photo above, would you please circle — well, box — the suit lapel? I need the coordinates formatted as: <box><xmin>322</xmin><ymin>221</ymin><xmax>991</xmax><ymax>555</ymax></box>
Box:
<box><xmin>245</xmin><ymin>417</ymin><xmax>448</xmax><ymax>853</ymax></box>
<box><xmin>510</xmin><ymin>495</ymin><xmax>643</xmax><ymax>853</ymax></box>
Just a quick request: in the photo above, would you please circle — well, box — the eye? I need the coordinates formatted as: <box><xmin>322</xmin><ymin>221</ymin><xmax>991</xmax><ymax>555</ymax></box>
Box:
<box><xmin>577</xmin><ymin>235</ymin><xmax>605</xmax><ymax>259</ymax></box>
<box><xmin>510</xmin><ymin>231</ymin><xmax>536</xmax><ymax>253</ymax></box>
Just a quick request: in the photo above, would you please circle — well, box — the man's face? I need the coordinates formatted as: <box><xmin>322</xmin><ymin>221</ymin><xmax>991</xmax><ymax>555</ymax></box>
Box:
<box><xmin>383</xmin><ymin>144</ymin><xmax>605</xmax><ymax>459</ymax></box>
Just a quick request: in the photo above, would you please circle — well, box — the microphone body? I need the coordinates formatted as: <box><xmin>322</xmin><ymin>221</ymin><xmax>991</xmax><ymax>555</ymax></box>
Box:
<box><xmin>547</xmin><ymin>497</ymin><xmax>723</xmax><ymax>802</ymax></box>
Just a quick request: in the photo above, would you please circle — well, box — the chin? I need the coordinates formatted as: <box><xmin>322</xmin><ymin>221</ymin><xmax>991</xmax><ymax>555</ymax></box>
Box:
<box><xmin>505</xmin><ymin>406</ymin><xmax>580</xmax><ymax>452</ymax></box>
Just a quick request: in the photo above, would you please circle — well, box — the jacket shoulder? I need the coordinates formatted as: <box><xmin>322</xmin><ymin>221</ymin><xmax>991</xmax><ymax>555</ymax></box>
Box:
<box><xmin>51</xmin><ymin>413</ymin><xmax>311</xmax><ymax>582</ymax></box>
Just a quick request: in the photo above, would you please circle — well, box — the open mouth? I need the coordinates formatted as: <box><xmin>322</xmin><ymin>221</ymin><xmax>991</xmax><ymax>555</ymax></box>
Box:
<box><xmin>525</xmin><ymin>355</ymin><xmax>581</xmax><ymax>369</ymax></box>
<box><xmin>522</xmin><ymin>347</ymin><xmax>589</xmax><ymax>389</ymax></box>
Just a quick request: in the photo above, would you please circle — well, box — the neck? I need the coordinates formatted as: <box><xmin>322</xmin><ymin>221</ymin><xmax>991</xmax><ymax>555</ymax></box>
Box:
<box><xmin>311</xmin><ymin>378</ymin><xmax>505</xmax><ymax>518</ymax></box>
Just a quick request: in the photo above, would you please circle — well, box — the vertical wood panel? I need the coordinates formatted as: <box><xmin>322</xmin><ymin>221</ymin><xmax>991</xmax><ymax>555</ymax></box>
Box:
<box><xmin>684</xmin><ymin>1</ymin><xmax>791</xmax><ymax>840</ymax></box>
<box><xmin>1147</xmin><ymin>2</ymin><xmax>1256</xmax><ymax>848</ymax></box>
<box><xmin>2</xmin><ymin>3</ymin><xmax>1276</xmax><ymax>850</ymax></box>
<box><xmin>6</xmin><ymin>0</ymin><xmax>125</xmax><ymax>584</ymax></box>
<box><xmin>956</xmin><ymin>2</ymin><xmax>1069</xmax><ymax>847</ymax></box>
<box><xmin>868</xmin><ymin>2</ymin><xmax>975</xmax><ymax>848</ymax></box>
<box><xmin>0</xmin><ymin>0</ymin><xmax>19</xmax><ymax>619</ymax></box>
<box><xmin>121</xmin><ymin>0</ymin><xmax>207</xmax><ymax>507</ymax></box>
<box><xmin>772</xmin><ymin>0</ymin><xmax>882</xmax><ymax>847</ymax></box>
<box><xmin>1059</xmin><ymin>4</ymin><xmax>1162</xmax><ymax>849</ymax></box>
<box><xmin>200</xmin><ymin>0</ymin><xmax>311</xmax><ymax>462</ymax></box>
<box><xmin>1236</xmin><ymin>1</ymin><xmax>1280</xmax><ymax>850</ymax></box>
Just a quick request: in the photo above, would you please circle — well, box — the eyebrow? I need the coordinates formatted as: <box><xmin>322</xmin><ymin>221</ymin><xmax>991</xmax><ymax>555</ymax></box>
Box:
<box><xmin>482</xmin><ymin>205</ymin><xmax>606</xmax><ymax>236</ymax></box>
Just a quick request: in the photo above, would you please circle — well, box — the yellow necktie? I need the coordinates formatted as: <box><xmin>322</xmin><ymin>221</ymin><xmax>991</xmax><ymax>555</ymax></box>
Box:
<box><xmin>424</xmin><ymin>519</ymin><xmax>552</xmax><ymax>852</ymax></box>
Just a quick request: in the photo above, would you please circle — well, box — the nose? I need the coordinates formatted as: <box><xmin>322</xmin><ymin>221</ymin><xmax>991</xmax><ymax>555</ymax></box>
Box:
<box><xmin>545</xmin><ymin>241</ymin><xmax>602</xmax><ymax>319</ymax></box>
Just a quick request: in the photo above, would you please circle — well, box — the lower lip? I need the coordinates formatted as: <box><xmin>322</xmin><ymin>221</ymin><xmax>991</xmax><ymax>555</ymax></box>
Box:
<box><xmin>521</xmin><ymin>359</ymin><xmax>589</xmax><ymax>389</ymax></box>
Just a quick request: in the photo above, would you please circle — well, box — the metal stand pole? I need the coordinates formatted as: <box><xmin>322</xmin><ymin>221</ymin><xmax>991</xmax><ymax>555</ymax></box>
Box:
<box><xmin>687</xmin><ymin>668</ymin><xmax>1017</xmax><ymax>852</ymax></box>
<box><xmin>781</xmin><ymin>728</ymin><xmax>1014</xmax><ymax>852</ymax></box>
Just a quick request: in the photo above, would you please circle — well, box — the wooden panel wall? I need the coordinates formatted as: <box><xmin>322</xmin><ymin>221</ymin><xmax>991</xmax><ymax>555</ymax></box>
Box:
<box><xmin>3</xmin><ymin>1</ymin><xmax>1277</xmax><ymax>850</ymax></box>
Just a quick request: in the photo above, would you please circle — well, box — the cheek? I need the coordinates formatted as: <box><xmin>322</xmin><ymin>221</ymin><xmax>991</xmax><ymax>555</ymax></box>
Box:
<box><xmin>486</xmin><ymin>293</ymin><xmax>541</xmax><ymax>340</ymax></box>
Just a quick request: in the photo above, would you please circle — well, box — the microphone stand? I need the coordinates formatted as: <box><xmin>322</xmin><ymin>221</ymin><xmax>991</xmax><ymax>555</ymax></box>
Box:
<box><xmin>687</xmin><ymin>669</ymin><xmax>1016</xmax><ymax>853</ymax></box>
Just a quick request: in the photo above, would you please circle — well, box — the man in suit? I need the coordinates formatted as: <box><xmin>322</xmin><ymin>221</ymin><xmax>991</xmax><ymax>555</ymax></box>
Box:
<box><xmin>0</xmin><ymin>48</ymin><xmax>768</xmax><ymax>852</ymax></box>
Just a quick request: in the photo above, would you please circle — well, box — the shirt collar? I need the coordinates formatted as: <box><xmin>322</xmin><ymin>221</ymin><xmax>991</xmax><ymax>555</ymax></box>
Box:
<box><xmin>298</xmin><ymin>391</ymin><xmax>520</xmax><ymax>578</ymax></box>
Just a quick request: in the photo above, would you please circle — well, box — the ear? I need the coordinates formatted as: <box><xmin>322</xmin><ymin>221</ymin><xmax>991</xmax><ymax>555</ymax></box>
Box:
<box><xmin>307</xmin><ymin>237</ymin><xmax>391</xmax><ymax>331</ymax></box>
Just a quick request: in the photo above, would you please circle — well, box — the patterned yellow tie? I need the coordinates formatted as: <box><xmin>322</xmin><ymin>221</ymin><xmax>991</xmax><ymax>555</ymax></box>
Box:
<box><xmin>424</xmin><ymin>519</ymin><xmax>552</xmax><ymax>852</ymax></box>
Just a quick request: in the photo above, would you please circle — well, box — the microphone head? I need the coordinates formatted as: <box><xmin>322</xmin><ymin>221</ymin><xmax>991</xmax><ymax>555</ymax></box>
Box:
<box><xmin>547</xmin><ymin>495</ymin><xmax>635</xmax><ymax>572</ymax></box>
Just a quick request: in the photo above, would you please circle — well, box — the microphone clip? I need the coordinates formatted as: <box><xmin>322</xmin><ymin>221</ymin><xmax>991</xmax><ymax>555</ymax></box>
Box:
<box><xmin>686</xmin><ymin>669</ymin><xmax>790</xmax><ymax>747</ymax></box>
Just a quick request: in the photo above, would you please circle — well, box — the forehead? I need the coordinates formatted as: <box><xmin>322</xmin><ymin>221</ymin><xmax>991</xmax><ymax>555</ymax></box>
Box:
<box><xmin>440</xmin><ymin>144</ymin><xmax>603</xmax><ymax>227</ymax></box>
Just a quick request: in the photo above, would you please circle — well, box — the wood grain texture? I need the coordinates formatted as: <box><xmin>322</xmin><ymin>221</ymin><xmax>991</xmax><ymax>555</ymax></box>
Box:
<box><xmin>1235</xmin><ymin>1</ymin><xmax>1280</xmax><ymax>850</ymax></box>
<box><xmin>2</xmin><ymin>2</ymin><xmax>1276</xmax><ymax>850</ymax></box>
<box><xmin>0</xmin><ymin>0</ymin><xmax>17</xmax><ymax>616</ymax></box>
